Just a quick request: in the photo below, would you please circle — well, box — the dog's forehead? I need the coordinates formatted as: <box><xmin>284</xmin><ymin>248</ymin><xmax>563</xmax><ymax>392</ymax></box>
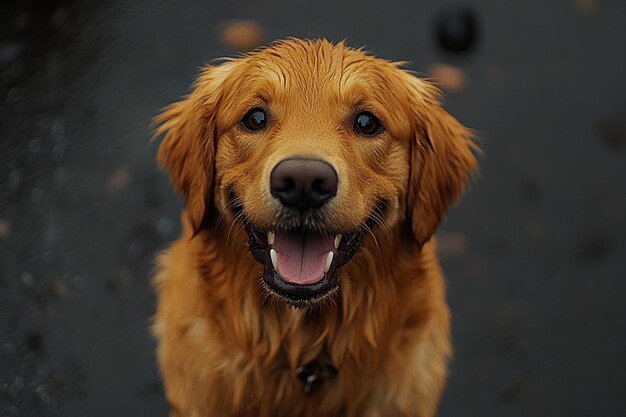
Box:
<box><xmin>257</xmin><ymin>40</ymin><xmax>366</xmax><ymax>79</ymax></box>
<box><xmin>243</xmin><ymin>40</ymin><xmax>403</xmax><ymax>103</ymax></box>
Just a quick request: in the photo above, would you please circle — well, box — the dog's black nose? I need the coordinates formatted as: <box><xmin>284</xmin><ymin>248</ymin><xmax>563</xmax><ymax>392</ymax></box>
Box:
<box><xmin>270</xmin><ymin>158</ymin><xmax>338</xmax><ymax>210</ymax></box>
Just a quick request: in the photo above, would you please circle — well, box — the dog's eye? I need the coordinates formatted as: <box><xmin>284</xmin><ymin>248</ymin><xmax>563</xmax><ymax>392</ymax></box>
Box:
<box><xmin>242</xmin><ymin>108</ymin><xmax>267</xmax><ymax>131</ymax></box>
<box><xmin>354</xmin><ymin>112</ymin><xmax>383</xmax><ymax>136</ymax></box>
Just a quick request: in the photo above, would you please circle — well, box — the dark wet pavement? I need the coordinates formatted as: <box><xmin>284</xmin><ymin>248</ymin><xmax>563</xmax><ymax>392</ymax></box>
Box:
<box><xmin>1</xmin><ymin>1</ymin><xmax>625</xmax><ymax>416</ymax></box>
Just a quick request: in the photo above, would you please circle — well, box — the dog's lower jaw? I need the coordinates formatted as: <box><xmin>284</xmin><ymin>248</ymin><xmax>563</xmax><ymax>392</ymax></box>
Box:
<box><xmin>261</xmin><ymin>269</ymin><xmax>340</xmax><ymax>309</ymax></box>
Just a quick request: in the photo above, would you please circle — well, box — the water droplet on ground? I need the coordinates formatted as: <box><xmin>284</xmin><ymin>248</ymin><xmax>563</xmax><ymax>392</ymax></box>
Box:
<box><xmin>30</xmin><ymin>187</ymin><xmax>43</xmax><ymax>202</ymax></box>
<box><xmin>73</xmin><ymin>275</ymin><xmax>85</xmax><ymax>289</ymax></box>
<box><xmin>8</xmin><ymin>170</ymin><xmax>23</xmax><ymax>189</ymax></box>
<box><xmin>157</xmin><ymin>217</ymin><xmax>172</xmax><ymax>236</ymax></box>
<box><xmin>28</xmin><ymin>138</ymin><xmax>42</xmax><ymax>154</ymax></box>
<box><xmin>0</xmin><ymin>42</ymin><xmax>23</xmax><ymax>66</ymax></box>
<box><xmin>21</xmin><ymin>272</ymin><xmax>35</xmax><ymax>287</ymax></box>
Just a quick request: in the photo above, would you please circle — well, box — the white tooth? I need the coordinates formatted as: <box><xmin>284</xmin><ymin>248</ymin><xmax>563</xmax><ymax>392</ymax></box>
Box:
<box><xmin>324</xmin><ymin>251</ymin><xmax>334</xmax><ymax>273</ymax></box>
<box><xmin>270</xmin><ymin>249</ymin><xmax>278</xmax><ymax>271</ymax></box>
<box><xmin>267</xmin><ymin>231</ymin><xmax>275</xmax><ymax>245</ymax></box>
<box><xmin>334</xmin><ymin>234</ymin><xmax>342</xmax><ymax>249</ymax></box>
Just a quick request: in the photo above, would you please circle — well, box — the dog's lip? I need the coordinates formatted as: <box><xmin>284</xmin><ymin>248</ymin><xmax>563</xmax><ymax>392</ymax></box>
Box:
<box><xmin>246</xmin><ymin>225</ymin><xmax>361</xmax><ymax>304</ymax></box>
<box><xmin>263</xmin><ymin>267</ymin><xmax>338</xmax><ymax>303</ymax></box>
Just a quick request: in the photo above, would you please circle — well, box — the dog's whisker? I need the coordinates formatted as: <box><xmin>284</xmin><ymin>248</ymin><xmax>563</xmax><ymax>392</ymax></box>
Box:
<box><xmin>363</xmin><ymin>224</ymin><xmax>382</xmax><ymax>259</ymax></box>
<box><xmin>261</xmin><ymin>292</ymin><xmax>271</xmax><ymax>306</ymax></box>
<box><xmin>226</xmin><ymin>210</ymin><xmax>247</xmax><ymax>250</ymax></box>
<box><xmin>259</xmin><ymin>283</ymin><xmax>272</xmax><ymax>307</ymax></box>
<box><xmin>320</xmin><ymin>290</ymin><xmax>338</xmax><ymax>314</ymax></box>
<box><xmin>369</xmin><ymin>210</ymin><xmax>392</xmax><ymax>242</ymax></box>
<box><xmin>231</xmin><ymin>222</ymin><xmax>247</xmax><ymax>254</ymax></box>
<box><xmin>216</xmin><ymin>197</ymin><xmax>243</xmax><ymax>228</ymax></box>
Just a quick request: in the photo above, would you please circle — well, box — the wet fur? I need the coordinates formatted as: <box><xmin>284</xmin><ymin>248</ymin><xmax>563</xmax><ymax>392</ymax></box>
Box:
<box><xmin>152</xmin><ymin>39</ymin><xmax>477</xmax><ymax>417</ymax></box>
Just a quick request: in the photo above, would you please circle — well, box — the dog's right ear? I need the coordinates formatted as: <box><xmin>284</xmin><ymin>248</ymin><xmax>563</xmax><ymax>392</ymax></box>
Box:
<box><xmin>152</xmin><ymin>64</ymin><xmax>231</xmax><ymax>234</ymax></box>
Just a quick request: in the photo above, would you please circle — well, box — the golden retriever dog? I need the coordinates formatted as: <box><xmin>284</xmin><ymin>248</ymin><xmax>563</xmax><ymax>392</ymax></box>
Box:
<box><xmin>152</xmin><ymin>38</ymin><xmax>477</xmax><ymax>417</ymax></box>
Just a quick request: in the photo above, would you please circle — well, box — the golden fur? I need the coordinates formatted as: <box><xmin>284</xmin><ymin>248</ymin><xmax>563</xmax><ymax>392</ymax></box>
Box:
<box><xmin>152</xmin><ymin>39</ymin><xmax>478</xmax><ymax>417</ymax></box>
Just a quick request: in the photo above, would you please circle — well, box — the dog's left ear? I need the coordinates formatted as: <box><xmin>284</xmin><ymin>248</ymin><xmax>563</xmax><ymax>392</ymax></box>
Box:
<box><xmin>405</xmin><ymin>76</ymin><xmax>479</xmax><ymax>247</ymax></box>
<box><xmin>152</xmin><ymin>65</ymin><xmax>230</xmax><ymax>234</ymax></box>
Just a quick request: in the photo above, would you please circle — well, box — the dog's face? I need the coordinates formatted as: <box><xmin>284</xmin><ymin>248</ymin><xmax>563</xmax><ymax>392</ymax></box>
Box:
<box><xmin>155</xmin><ymin>39</ymin><xmax>476</xmax><ymax>306</ymax></box>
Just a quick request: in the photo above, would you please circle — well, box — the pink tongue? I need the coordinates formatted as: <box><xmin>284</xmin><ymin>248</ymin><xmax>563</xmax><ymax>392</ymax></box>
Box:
<box><xmin>272</xmin><ymin>230</ymin><xmax>334</xmax><ymax>285</ymax></box>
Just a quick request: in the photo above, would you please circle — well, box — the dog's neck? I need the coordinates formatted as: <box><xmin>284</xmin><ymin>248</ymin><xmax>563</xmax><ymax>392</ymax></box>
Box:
<box><xmin>186</xmin><ymin>211</ymin><xmax>440</xmax><ymax>373</ymax></box>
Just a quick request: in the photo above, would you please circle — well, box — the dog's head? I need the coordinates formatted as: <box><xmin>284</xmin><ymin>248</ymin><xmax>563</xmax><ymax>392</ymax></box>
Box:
<box><xmin>154</xmin><ymin>39</ymin><xmax>477</xmax><ymax>306</ymax></box>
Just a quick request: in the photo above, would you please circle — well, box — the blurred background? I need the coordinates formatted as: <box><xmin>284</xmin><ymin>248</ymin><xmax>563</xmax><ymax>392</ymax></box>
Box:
<box><xmin>1</xmin><ymin>0</ymin><xmax>625</xmax><ymax>416</ymax></box>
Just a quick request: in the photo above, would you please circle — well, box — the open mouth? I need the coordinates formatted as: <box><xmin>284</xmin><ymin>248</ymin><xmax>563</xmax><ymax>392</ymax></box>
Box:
<box><xmin>246</xmin><ymin>226</ymin><xmax>364</xmax><ymax>305</ymax></box>
<box><xmin>238</xmin><ymin>203</ymin><xmax>383</xmax><ymax>307</ymax></box>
